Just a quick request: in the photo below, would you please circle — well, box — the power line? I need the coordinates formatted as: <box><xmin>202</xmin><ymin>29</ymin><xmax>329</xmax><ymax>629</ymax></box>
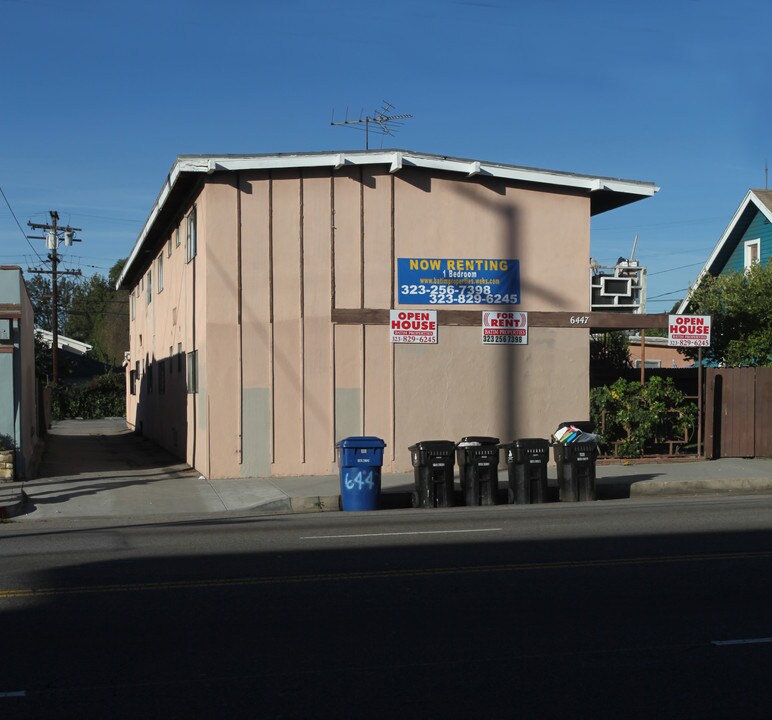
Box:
<box><xmin>0</xmin><ymin>185</ymin><xmax>46</xmax><ymax>263</ymax></box>
<box><xmin>648</xmin><ymin>287</ymin><xmax>689</xmax><ymax>300</ymax></box>
<box><xmin>648</xmin><ymin>262</ymin><xmax>704</xmax><ymax>276</ymax></box>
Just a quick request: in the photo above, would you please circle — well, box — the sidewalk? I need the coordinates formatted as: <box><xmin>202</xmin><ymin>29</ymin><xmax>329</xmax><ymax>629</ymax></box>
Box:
<box><xmin>2</xmin><ymin>419</ymin><xmax>772</xmax><ymax>521</ymax></box>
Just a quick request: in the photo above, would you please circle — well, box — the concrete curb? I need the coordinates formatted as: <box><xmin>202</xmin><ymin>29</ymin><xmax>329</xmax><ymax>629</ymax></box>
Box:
<box><xmin>630</xmin><ymin>477</ymin><xmax>772</xmax><ymax>497</ymax></box>
<box><xmin>0</xmin><ymin>487</ymin><xmax>28</xmax><ymax>520</ymax></box>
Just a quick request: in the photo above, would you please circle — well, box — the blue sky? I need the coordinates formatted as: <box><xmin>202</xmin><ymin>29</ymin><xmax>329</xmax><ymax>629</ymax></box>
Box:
<box><xmin>2</xmin><ymin>0</ymin><xmax>770</xmax><ymax>310</ymax></box>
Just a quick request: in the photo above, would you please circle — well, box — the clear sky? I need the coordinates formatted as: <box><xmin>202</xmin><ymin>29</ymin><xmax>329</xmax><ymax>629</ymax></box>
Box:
<box><xmin>2</xmin><ymin>0</ymin><xmax>770</xmax><ymax>310</ymax></box>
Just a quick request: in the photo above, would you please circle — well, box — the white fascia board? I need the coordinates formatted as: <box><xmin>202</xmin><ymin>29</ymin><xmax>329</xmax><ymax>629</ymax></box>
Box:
<box><xmin>676</xmin><ymin>190</ymin><xmax>759</xmax><ymax>314</ymax></box>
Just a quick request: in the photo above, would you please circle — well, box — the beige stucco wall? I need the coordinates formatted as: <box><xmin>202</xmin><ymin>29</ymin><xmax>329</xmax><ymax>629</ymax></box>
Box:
<box><xmin>127</xmin><ymin>165</ymin><xmax>593</xmax><ymax>478</ymax></box>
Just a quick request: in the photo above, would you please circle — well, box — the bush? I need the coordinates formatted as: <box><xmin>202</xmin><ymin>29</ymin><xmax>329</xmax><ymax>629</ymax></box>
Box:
<box><xmin>590</xmin><ymin>377</ymin><xmax>697</xmax><ymax>457</ymax></box>
<box><xmin>51</xmin><ymin>372</ymin><xmax>125</xmax><ymax>420</ymax></box>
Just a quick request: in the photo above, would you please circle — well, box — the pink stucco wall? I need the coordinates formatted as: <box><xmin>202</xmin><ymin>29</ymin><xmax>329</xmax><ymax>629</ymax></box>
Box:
<box><xmin>127</xmin><ymin>165</ymin><xmax>593</xmax><ymax>478</ymax></box>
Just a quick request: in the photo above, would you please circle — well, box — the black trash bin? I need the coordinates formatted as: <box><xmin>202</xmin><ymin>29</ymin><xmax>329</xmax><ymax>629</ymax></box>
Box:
<box><xmin>501</xmin><ymin>438</ymin><xmax>550</xmax><ymax>504</ymax></box>
<box><xmin>456</xmin><ymin>436</ymin><xmax>500</xmax><ymax>506</ymax></box>
<box><xmin>409</xmin><ymin>440</ymin><xmax>456</xmax><ymax>508</ymax></box>
<box><xmin>553</xmin><ymin>442</ymin><xmax>598</xmax><ymax>501</ymax></box>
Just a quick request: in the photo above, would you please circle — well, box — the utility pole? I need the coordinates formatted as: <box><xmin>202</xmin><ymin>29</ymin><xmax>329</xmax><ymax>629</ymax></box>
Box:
<box><xmin>27</xmin><ymin>211</ymin><xmax>83</xmax><ymax>383</ymax></box>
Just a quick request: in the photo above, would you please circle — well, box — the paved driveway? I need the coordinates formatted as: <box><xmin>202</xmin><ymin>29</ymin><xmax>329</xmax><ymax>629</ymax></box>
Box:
<box><xmin>19</xmin><ymin>418</ymin><xmax>220</xmax><ymax>519</ymax></box>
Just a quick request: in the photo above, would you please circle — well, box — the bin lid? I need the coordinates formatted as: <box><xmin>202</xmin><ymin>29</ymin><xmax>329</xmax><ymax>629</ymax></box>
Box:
<box><xmin>337</xmin><ymin>436</ymin><xmax>387</xmax><ymax>449</ymax></box>
<box><xmin>501</xmin><ymin>438</ymin><xmax>550</xmax><ymax>449</ymax></box>
<box><xmin>458</xmin><ymin>436</ymin><xmax>499</xmax><ymax>447</ymax></box>
<box><xmin>409</xmin><ymin>440</ymin><xmax>456</xmax><ymax>452</ymax></box>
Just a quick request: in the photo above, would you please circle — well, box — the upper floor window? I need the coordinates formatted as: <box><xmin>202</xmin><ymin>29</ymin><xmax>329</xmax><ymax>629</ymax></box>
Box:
<box><xmin>146</xmin><ymin>270</ymin><xmax>152</xmax><ymax>304</ymax></box>
<box><xmin>157</xmin><ymin>253</ymin><xmax>164</xmax><ymax>293</ymax></box>
<box><xmin>130</xmin><ymin>293</ymin><xmax>136</xmax><ymax>320</ymax></box>
<box><xmin>167</xmin><ymin>237</ymin><xmax>172</xmax><ymax>258</ymax></box>
<box><xmin>175</xmin><ymin>226</ymin><xmax>181</xmax><ymax>247</ymax></box>
<box><xmin>186</xmin><ymin>206</ymin><xmax>197</xmax><ymax>262</ymax></box>
<box><xmin>744</xmin><ymin>239</ymin><xmax>760</xmax><ymax>271</ymax></box>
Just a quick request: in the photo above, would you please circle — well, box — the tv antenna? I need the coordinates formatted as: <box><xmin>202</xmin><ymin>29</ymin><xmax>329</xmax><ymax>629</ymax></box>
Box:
<box><xmin>330</xmin><ymin>101</ymin><xmax>413</xmax><ymax>150</ymax></box>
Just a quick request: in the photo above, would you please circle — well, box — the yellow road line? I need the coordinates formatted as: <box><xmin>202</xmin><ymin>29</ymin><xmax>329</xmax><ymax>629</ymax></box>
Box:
<box><xmin>2</xmin><ymin>550</ymin><xmax>771</xmax><ymax>600</ymax></box>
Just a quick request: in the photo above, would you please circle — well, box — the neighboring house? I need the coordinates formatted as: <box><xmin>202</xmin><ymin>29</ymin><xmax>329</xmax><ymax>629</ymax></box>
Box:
<box><xmin>35</xmin><ymin>328</ymin><xmax>93</xmax><ymax>357</ymax></box>
<box><xmin>677</xmin><ymin>189</ymin><xmax>772</xmax><ymax>313</ymax></box>
<box><xmin>628</xmin><ymin>335</ymin><xmax>692</xmax><ymax>368</ymax></box>
<box><xmin>34</xmin><ymin>329</ymin><xmax>114</xmax><ymax>384</ymax></box>
<box><xmin>116</xmin><ymin>149</ymin><xmax>657</xmax><ymax>479</ymax></box>
<box><xmin>0</xmin><ymin>267</ymin><xmax>42</xmax><ymax>479</ymax></box>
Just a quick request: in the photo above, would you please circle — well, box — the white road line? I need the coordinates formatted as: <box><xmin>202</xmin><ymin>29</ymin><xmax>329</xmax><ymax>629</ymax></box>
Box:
<box><xmin>711</xmin><ymin>637</ymin><xmax>772</xmax><ymax>646</ymax></box>
<box><xmin>301</xmin><ymin>528</ymin><xmax>503</xmax><ymax>540</ymax></box>
<box><xmin>0</xmin><ymin>691</ymin><xmax>27</xmax><ymax>698</ymax></box>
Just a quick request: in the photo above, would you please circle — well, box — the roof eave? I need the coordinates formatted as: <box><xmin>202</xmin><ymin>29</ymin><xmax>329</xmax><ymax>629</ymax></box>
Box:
<box><xmin>117</xmin><ymin>150</ymin><xmax>658</xmax><ymax>290</ymax></box>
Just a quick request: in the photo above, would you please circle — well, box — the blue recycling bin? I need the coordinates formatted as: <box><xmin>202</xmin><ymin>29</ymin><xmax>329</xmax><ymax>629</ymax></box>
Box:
<box><xmin>336</xmin><ymin>436</ymin><xmax>387</xmax><ymax>511</ymax></box>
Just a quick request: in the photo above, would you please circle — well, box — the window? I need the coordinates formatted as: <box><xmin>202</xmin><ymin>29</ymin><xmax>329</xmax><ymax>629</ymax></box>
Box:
<box><xmin>147</xmin><ymin>363</ymin><xmax>153</xmax><ymax>394</ymax></box>
<box><xmin>158</xmin><ymin>360</ymin><xmax>166</xmax><ymax>395</ymax></box>
<box><xmin>177</xmin><ymin>343</ymin><xmax>182</xmax><ymax>372</ymax></box>
<box><xmin>633</xmin><ymin>359</ymin><xmax>662</xmax><ymax>369</ymax></box>
<box><xmin>130</xmin><ymin>370</ymin><xmax>136</xmax><ymax>395</ymax></box>
<box><xmin>130</xmin><ymin>293</ymin><xmax>135</xmax><ymax>320</ymax></box>
<box><xmin>187</xmin><ymin>350</ymin><xmax>198</xmax><ymax>393</ymax></box>
<box><xmin>175</xmin><ymin>226</ymin><xmax>181</xmax><ymax>247</ymax></box>
<box><xmin>146</xmin><ymin>271</ymin><xmax>152</xmax><ymax>304</ymax></box>
<box><xmin>169</xmin><ymin>346</ymin><xmax>173</xmax><ymax>373</ymax></box>
<box><xmin>167</xmin><ymin>237</ymin><xmax>172</xmax><ymax>258</ymax></box>
<box><xmin>186</xmin><ymin>206</ymin><xmax>197</xmax><ymax>262</ymax></box>
<box><xmin>744</xmin><ymin>239</ymin><xmax>761</xmax><ymax>271</ymax></box>
<box><xmin>157</xmin><ymin>253</ymin><xmax>164</xmax><ymax>293</ymax></box>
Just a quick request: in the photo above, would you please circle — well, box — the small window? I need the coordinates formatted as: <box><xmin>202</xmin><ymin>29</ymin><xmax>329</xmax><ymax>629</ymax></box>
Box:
<box><xmin>633</xmin><ymin>359</ymin><xmax>662</xmax><ymax>369</ymax></box>
<box><xmin>146</xmin><ymin>271</ymin><xmax>152</xmax><ymax>304</ymax></box>
<box><xmin>130</xmin><ymin>293</ymin><xmax>135</xmax><ymax>320</ymax></box>
<box><xmin>167</xmin><ymin>237</ymin><xmax>172</xmax><ymax>258</ymax></box>
<box><xmin>186</xmin><ymin>206</ymin><xmax>197</xmax><ymax>262</ymax></box>
<box><xmin>147</xmin><ymin>363</ymin><xmax>153</xmax><ymax>394</ymax></box>
<box><xmin>744</xmin><ymin>239</ymin><xmax>761</xmax><ymax>271</ymax></box>
<box><xmin>169</xmin><ymin>346</ymin><xmax>173</xmax><ymax>372</ymax></box>
<box><xmin>158</xmin><ymin>360</ymin><xmax>166</xmax><ymax>395</ymax></box>
<box><xmin>187</xmin><ymin>350</ymin><xmax>198</xmax><ymax>393</ymax></box>
<box><xmin>157</xmin><ymin>253</ymin><xmax>164</xmax><ymax>293</ymax></box>
<box><xmin>175</xmin><ymin>226</ymin><xmax>181</xmax><ymax>248</ymax></box>
<box><xmin>177</xmin><ymin>342</ymin><xmax>183</xmax><ymax>372</ymax></box>
<box><xmin>129</xmin><ymin>370</ymin><xmax>136</xmax><ymax>396</ymax></box>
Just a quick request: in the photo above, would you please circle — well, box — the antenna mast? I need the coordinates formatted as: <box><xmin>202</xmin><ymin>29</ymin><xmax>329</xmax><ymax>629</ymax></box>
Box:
<box><xmin>331</xmin><ymin>101</ymin><xmax>413</xmax><ymax>150</ymax></box>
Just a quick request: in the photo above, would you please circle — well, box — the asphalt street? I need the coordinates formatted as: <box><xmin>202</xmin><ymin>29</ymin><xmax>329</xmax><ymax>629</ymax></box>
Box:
<box><xmin>2</xmin><ymin>495</ymin><xmax>772</xmax><ymax>718</ymax></box>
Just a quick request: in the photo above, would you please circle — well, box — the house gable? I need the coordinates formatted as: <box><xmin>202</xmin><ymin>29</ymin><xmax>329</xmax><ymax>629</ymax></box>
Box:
<box><xmin>677</xmin><ymin>189</ymin><xmax>772</xmax><ymax>313</ymax></box>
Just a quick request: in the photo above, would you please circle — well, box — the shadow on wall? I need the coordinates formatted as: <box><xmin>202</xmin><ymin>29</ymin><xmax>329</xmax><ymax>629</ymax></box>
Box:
<box><xmin>448</xmin><ymin>178</ymin><xmax>583</xmax><ymax>441</ymax></box>
<box><xmin>130</xmin><ymin>349</ymin><xmax>189</xmax><ymax>470</ymax></box>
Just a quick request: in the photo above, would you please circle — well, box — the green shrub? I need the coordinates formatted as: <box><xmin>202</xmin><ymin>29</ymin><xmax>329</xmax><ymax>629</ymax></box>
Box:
<box><xmin>590</xmin><ymin>377</ymin><xmax>697</xmax><ymax>457</ymax></box>
<box><xmin>51</xmin><ymin>372</ymin><xmax>125</xmax><ymax>420</ymax></box>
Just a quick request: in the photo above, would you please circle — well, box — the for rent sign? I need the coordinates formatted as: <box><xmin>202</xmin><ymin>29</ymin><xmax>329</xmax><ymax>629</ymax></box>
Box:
<box><xmin>482</xmin><ymin>311</ymin><xmax>528</xmax><ymax>344</ymax></box>
<box><xmin>668</xmin><ymin>315</ymin><xmax>711</xmax><ymax>347</ymax></box>
<box><xmin>390</xmin><ymin>310</ymin><xmax>438</xmax><ymax>344</ymax></box>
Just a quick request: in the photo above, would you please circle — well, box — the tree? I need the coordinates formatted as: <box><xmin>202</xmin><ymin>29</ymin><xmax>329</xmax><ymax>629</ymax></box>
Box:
<box><xmin>590</xmin><ymin>331</ymin><xmax>632</xmax><ymax>372</ymax></box>
<box><xmin>682</xmin><ymin>260</ymin><xmax>772</xmax><ymax>367</ymax></box>
<box><xmin>63</xmin><ymin>259</ymin><xmax>129</xmax><ymax>367</ymax></box>
<box><xmin>25</xmin><ymin>274</ymin><xmax>79</xmax><ymax>332</ymax></box>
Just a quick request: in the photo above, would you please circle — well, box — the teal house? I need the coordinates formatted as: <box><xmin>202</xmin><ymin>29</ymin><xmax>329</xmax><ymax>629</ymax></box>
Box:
<box><xmin>678</xmin><ymin>189</ymin><xmax>771</xmax><ymax>312</ymax></box>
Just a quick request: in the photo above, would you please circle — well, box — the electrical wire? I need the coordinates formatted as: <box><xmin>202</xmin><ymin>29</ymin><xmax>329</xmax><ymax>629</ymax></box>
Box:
<box><xmin>0</xmin><ymin>184</ymin><xmax>46</xmax><ymax>263</ymax></box>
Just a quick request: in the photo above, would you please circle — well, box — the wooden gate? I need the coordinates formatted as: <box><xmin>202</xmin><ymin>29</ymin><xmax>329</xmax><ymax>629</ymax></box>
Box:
<box><xmin>705</xmin><ymin>367</ymin><xmax>772</xmax><ymax>458</ymax></box>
